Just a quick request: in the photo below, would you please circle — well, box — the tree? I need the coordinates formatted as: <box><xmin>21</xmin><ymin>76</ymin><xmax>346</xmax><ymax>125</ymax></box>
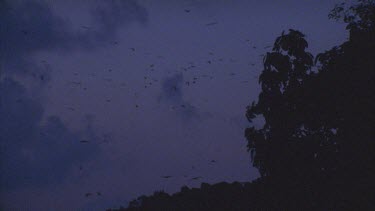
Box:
<box><xmin>245</xmin><ymin>29</ymin><xmax>315</xmax><ymax>179</ymax></box>
<box><xmin>245</xmin><ymin>0</ymin><xmax>374</xmax><ymax>209</ymax></box>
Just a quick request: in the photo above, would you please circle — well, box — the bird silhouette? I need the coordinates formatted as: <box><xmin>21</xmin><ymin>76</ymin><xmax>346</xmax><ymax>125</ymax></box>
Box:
<box><xmin>69</xmin><ymin>81</ymin><xmax>82</xmax><ymax>87</ymax></box>
<box><xmin>66</xmin><ymin>107</ymin><xmax>75</xmax><ymax>111</ymax></box>
<box><xmin>161</xmin><ymin>176</ymin><xmax>172</xmax><ymax>179</ymax></box>
<box><xmin>81</xmin><ymin>26</ymin><xmax>91</xmax><ymax>30</ymax></box>
<box><xmin>206</xmin><ymin>22</ymin><xmax>218</xmax><ymax>26</ymax></box>
<box><xmin>190</xmin><ymin>177</ymin><xmax>202</xmax><ymax>180</ymax></box>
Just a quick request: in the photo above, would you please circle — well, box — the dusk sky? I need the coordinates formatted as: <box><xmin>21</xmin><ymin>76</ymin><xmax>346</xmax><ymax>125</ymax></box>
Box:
<box><xmin>1</xmin><ymin>0</ymin><xmax>349</xmax><ymax>210</ymax></box>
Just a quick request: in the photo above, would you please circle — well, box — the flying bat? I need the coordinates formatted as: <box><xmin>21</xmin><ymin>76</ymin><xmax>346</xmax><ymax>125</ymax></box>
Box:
<box><xmin>206</xmin><ymin>22</ymin><xmax>218</xmax><ymax>26</ymax></box>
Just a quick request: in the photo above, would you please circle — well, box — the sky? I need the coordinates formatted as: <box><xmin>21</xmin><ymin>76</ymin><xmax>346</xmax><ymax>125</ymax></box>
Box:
<box><xmin>0</xmin><ymin>0</ymin><xmax>349</xmax><ymax>210</ymax></box>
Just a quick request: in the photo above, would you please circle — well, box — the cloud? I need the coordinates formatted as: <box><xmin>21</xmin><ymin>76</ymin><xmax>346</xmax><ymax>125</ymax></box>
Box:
<box><xmin>161</xmin><ymin>73</ymin><xmax>184</xmax><ymax>103</ymax></box>
<box><xmin>159</xmin><ymin>73</ymin><xmax>200</xmax><ymax>120</ymax></box>
<box><xmin>0</xmin><ymin>0</ymin><xmax>144</xmax><ymax>191</ymax></box>
<box><xmin>1</xmin><ymin>0</ymin><xmax>69</xmax><ymax>77</ymax></box>
<box><xmin>0</xmin><ymin>78</ymin><xmax>101</xmax><ymax>190</ymax></box>
<box><xmin>0</xmin><ymin>0</ymin><xmax>148</xmax><ymax>78</ymax></box>
<box><xmin>92</xmin><ymin>0</ymin><xmax>148</xmax><ymax>40</ymax></box>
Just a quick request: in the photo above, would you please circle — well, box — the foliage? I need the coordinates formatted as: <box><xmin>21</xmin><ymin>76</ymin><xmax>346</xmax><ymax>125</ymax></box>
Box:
<box><xmin>245</xmin><ymin>0</ymin><xmax>374</xmax><ymax>208</ymax></box>
<box><xmin>107</xmin><ymin>180</ymin><xmax>270</xmax><ymax>211</ymax></box>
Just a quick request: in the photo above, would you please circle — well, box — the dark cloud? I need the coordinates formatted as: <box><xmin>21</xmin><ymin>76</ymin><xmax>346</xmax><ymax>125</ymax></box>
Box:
<box><xmin>159</xmin><ymin>73</ymin><xmax>200</xmax><ymax>119</ymax></box>
<box><xmin>0</xmin><ymin>0</ymin><xmax>143</xmax><ymax>191</ymax></box>
<box><xmin>1</xmin><ymin>0</ymin><xmax>69</xmax><ymax>77</ymax></box>
<box><xmin>0</xmin><ymin>78</ymin><xmax>101</xmax><ymax>190</ymax></box>
<box><xmin>160</xmin><ymin>73</ymin><xmax>184</xmax><ymax>103</ymax></box>
<box><xmin>0</xmin><ymin>0</ymin><xmax>148</xmax><ymax>78</ymax></box>
<box><xmin>92</xmin><ymin>0</ymin><xmax>148</xmax><ymax>40</ymax></box>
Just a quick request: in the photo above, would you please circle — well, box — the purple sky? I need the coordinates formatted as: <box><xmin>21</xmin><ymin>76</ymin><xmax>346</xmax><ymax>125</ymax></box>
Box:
<box><xmin>1</xmin><ymin>0</ymin><xmax>349</xmax><ymax>210</ymax></box>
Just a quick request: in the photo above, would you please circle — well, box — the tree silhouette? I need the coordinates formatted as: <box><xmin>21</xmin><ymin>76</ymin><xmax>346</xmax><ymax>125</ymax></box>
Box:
<box><xmin>245</xmin><ymin>29</ymin><xmax>315</xmax><ymax>179</ymax></box>
<box><xmin>245</xmin><ymin>0</ymin><xmax>374</xmax><ymax>209</ymax></box>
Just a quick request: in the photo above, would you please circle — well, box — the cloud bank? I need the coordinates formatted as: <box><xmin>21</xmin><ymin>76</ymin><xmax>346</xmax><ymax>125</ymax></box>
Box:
<box><xmin>0</xmin><ymin>0</ymin><xmax>148</xmax><ymax>191</ymax></box>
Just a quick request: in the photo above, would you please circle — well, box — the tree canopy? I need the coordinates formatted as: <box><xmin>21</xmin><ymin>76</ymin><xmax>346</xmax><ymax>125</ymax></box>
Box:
<box><xmin>245</xmin><ymin>0</ymin><xmax>374</xmax><ymax>209</ymax></box>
